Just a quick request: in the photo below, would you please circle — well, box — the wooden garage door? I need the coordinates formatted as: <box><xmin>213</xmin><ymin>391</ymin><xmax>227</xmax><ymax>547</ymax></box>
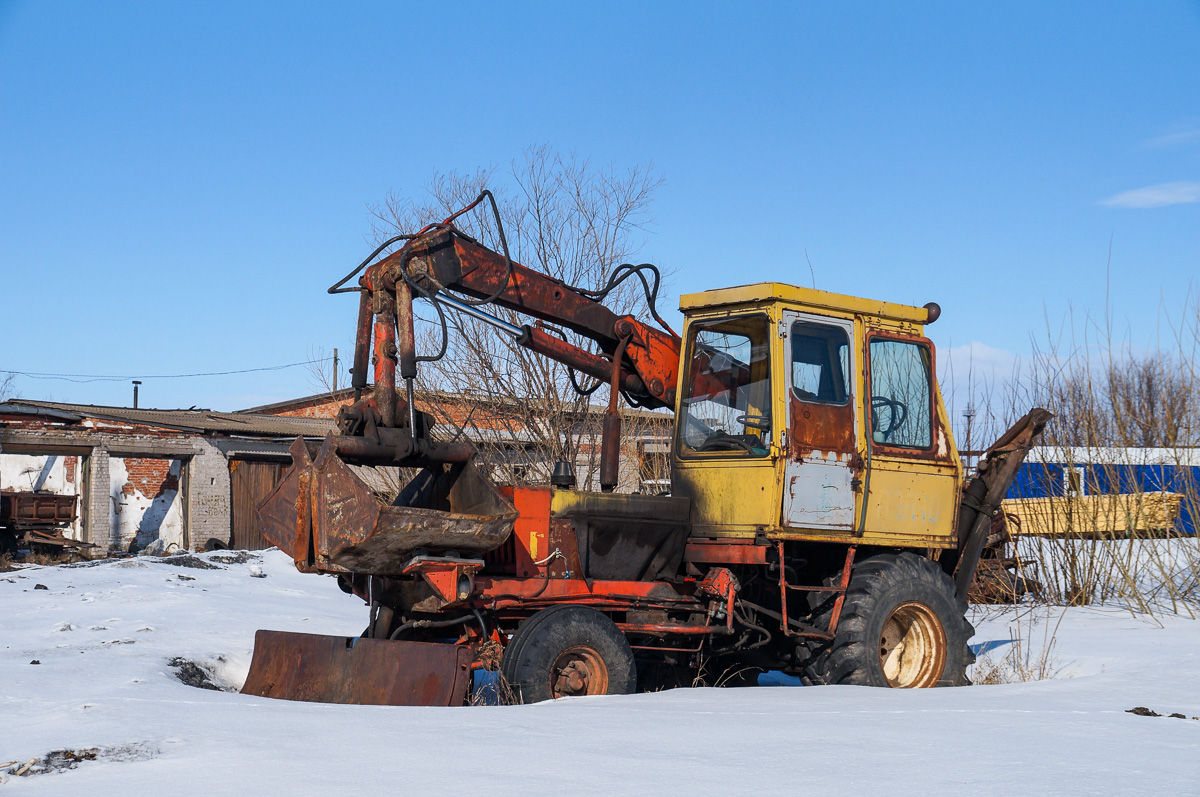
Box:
<box><xmin>229</xmin><ymin>459</ymin><xmax>286</xmax><ymax>550</ymax></box>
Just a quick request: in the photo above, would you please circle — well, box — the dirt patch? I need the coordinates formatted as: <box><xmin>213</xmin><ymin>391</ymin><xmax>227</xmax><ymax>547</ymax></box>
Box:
<box><xmin>61</xmin><ymin>558</ymin><xmax>108</xmax><ymax>568</ymax></box>
<box><xmin>1127</xmin><ymin>706</ymin><xmax>1199</xmax><ymax>720</ymax></box>
<box><xmin>159</xmin><ymin>554</ymin><xmax>222</xmax><ymax>570</ymax></box>
<box><xmin>208</xmin><ymin>551</ymin><xmax>262</xmax><ymax>566</ymax></box>
<box><xmin>3</xmin><ymin>743</ymin><xmax>157</xmax><ymax>780</ymax></box>
<box><xmin>169</xmin><ymin>656</ymin><xmax>231</xmax><ymax>691</ymax></box>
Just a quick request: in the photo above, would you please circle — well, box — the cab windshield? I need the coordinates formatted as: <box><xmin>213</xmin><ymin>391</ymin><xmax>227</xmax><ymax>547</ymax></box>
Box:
<box><xmin>678</xmin><ymin>315</ymin><xmax>772</xmax><ymax>456</ymax></box>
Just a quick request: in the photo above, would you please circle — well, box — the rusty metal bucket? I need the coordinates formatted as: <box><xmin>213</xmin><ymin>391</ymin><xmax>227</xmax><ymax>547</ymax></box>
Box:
<box><xmin>241</xmin><ymin>630</ymin><xmax>474</xmax><ymax>706</ymax></box>
<box><xmin>256</xmin><ymin>435</ymin><xmax>518</xmax><ymax>576</ymax></box>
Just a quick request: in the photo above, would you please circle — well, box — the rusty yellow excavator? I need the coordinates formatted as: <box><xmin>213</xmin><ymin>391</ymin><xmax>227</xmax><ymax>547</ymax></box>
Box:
<box><xmin>242</xmin><ymin>191</ymin><xmax>1049</xmax><ymax>705</ymax></box>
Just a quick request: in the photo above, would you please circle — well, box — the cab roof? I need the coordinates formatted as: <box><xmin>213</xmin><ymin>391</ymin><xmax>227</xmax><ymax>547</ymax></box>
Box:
<box><xmin>678</xmin><ymin>282</ymin><xmax>933</xmax><ymax>325</ymax></box>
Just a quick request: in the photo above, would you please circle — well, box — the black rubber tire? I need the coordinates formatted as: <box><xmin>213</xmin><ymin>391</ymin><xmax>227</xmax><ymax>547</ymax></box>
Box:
<box><xmin>809</xmin><ymin>552</ymin><xmax>974</xmax><ymax>687</ymax></box>
<box><xmin>501</xmin><ymin>604</ymin><xmax>637</xmax><ymax>704</ymax></box>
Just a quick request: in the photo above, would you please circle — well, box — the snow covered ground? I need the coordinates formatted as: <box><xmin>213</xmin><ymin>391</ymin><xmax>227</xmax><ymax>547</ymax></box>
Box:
<box><xmin>2</xmin><ymin>550</ymin><xmax>1198</xmax><ymax>795</ymax></box>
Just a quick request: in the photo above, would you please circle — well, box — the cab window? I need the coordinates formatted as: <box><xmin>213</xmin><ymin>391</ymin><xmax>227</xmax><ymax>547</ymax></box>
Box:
<box><xmin>791</xmin><ymin>322</ymin><xmax>850</xmax><ymax>404</ymax></box>
<box><xmin>679</xmin><ymin>316</ymin><xmax>772</xmax><ymax>456</ymax></box>
<box><xmin>868</xmin><ymin>338</ymin><xmax>932</xmax><ymax>448</ymax></box>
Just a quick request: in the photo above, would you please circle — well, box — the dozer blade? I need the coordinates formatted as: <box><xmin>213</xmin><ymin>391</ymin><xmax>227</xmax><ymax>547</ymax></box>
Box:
<box><xmin>241</xmin><ymin>630</ymin><xmax>474</xmax><ymax>707</ymax></box>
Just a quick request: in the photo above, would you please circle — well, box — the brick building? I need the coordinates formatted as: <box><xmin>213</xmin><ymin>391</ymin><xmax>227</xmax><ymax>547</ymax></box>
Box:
<box><xmin>0</xmin><ymin>389</ymin><xmax>672</xmax><ymax>556</ymax></box>
<box><xmin>0</xmin><ymin>401</ymin><xmax>332</xmax><ymax>555</ymax></box>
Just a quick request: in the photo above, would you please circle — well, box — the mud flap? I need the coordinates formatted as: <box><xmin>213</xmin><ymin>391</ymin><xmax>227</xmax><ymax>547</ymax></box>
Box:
<box><xmin>241</xmin><ymin>630</ymin><xmax>474</xmax><ymax>706</ymax></box>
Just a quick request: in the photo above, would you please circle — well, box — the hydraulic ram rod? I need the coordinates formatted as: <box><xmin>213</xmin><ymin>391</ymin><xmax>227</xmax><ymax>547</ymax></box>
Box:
<box><xmin>432</xmin><ymin>294</ymin><xmax>648</xmax><ymax>395</ymax></box>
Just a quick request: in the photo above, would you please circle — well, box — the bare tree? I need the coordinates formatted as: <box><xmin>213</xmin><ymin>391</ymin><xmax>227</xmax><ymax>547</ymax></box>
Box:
<box><xmin>369</xmin><ymin>146</ymin><xmax>670</xmax><ymax>489</ymax></box>
<box><xmin>0</xmin><ymin>373</ymin><xmax>15</xmax><ymax>402</ymax></box>
<box><xmin>304</xmin><ymin>346</ymin><xmax>351</xmax><ymax>399</ymax></box>
<box><xmin>1027</xmin><ymin>353</ymin><xmax>1198</xmax><ymax>448</ymax></box>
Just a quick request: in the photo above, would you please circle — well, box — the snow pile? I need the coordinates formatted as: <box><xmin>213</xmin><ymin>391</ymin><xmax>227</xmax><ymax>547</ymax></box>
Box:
<box><xmin>2</xmin><ymin>550</ymin><xmax>1198</xmax><ymax>795</ymax></box>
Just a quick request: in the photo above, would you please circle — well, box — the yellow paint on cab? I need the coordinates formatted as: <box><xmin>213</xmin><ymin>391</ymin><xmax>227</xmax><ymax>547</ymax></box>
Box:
<box><xmin>671</xmin><ymin>282</ymin><xmax>961</xmax><ymax>549</ymax></box>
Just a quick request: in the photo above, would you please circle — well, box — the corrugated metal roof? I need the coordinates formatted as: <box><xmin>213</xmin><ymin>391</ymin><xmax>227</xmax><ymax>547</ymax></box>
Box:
<box><xmin>0</xmin><ymin>400</ymin><xmax>336</xmax><ymax>438</ymax></box>
<box><xmin>237</xmin><ymin>388</ymin><xmax>358</xmax><ymax>415</ymax></box>
<box><xmin>1026</xmin><ymin>446</ymin><xmax>1200</xmax><ymax>468</ymax></box>
<box><xmin>236</xmin><ymin>388</ymin><xmax>673</xmax><ymax>422</ymax></box>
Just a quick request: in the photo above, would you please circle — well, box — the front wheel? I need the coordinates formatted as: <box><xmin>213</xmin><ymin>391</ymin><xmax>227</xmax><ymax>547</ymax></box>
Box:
<box><xmin>810</xmin><ymin>552</ymin><xmax>973</xmax><ymax>688</ymax></box>
<box><xmin>501</xmin><ymin>605</ymin><xmax>637</xmax><ymax>704</ymax></box>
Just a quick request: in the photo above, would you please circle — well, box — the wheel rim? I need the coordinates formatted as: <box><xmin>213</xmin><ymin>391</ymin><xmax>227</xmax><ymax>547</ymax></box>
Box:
<box><xmin>879</xmin><ymin>602</ymin><xmax>946</xmax><ymax>688</ymax></box>
<box><xmin>550</xmin><ymin>646</ymin><xmax>609</xmax><ymax>698</ymax></box>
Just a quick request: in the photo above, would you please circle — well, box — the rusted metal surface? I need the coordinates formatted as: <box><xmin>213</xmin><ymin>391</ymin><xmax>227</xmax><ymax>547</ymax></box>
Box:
<box><xmin>256</xmin><ymin>435</ymin><xmax>516</xmax><ymax>576</ymax></box>
<box><xmin>776</xmin><ymin>542</ymin><xmax>856</xmax><ymax>640</ymax></box>
<box><xmin>600</xmin><ymin>334</ymin><xmax>632</xmax><ymax>492</ymax></box>
<box><xmin>951</xmin><ymin>408</ymin><xmax>1052</xmax><ymax>597</ymax></box>
<box><xmin>386</xmin><ymin>228</ymin><xmax>678</xmax><ymax>410</ymax></box>
<box><xmin>969</xmin><ymin>555</ymin><xmax>1040</xmax><ymax>603</ymax></box>
<box><xmin>410</xmin><ymin>229</ymin><xmax>623</xmax><ymax>340</ymax></box>
<box><xmin>0</xmin><ymin>490</ymin><xmax>92</xmax><ymax>549</ymax></box>
<box><xmin>241</xmin><ymin>630</ymin><xmax>473</xmax><ymax>706</ymax></box>
<box><xmin>788</xmin><ymin>398</ymin><xmax>856</xmax><ymax>460</ymax></box>
<box><xmin>551</xmin><ymin>646</ymin><xmax>610</xmax><ymax>697</ymax></box>
<box><xmin>255</xmin><ymin>437</ymin><xmax>313</xmax><ymax>569</ymax></box>
<box><xmin>0</xmin><ymin>491</ymin><xmax>77</xmax><ymax>528</ymax></box>
<box><xmin>395</xmin><ymin>280</ymin><xmax>418</xmax><ymax>383</ymax></box>
<box><xmin>616</xmin><ymin>622</ymin><xmax>725</xmax><ymax>635</ymax></box>
<box><xmin>371</xmin><ymin>288</ymin><xmax>398</xmax><ymax>428</ymax></box>
<box><xmin>516</xmin><ymin>325</ymin><xmax>647</xmax><ymax>395</ymax></box>
<box><xmin>401</xmin><ymin>555</ymin><xmax>484</xmax><ymax>605</ymax></box>
<box><xmin>351</xmin><ymin>288</ymin><xmax>372</xmax><ymax>399</ymax></box>
<box><xmin>332</xmin><ymin>435</ymin><xmax>474</xmax><ymax>467</ymax></box>
<box><xmin>478</xmin><ymin>575</ymin><xmax>696</xmax><ymax>610</ymax></box>
<box><xmin>395</xmin><ymin>279</ymin><xmax>420</xmax><ymax>435</ymax></box>
<box><xmin>683</xmin><ymin>539</ymin><xmax>769</xmax><ymax>565</ymax></box>
<box><xmin>782</xmin><ymin>313</ymin><xmax>859</xmax><ymax>531</ymax></box>
<box><xmin>825</xmin><ymin>545</ymin><xmax>857</xmax><ymax>636</ymax></box>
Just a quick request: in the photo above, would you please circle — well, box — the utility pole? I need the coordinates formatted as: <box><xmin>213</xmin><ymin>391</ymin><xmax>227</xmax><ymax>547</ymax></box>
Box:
<box><xmin>963</xmin><ymin>402</ymin><xmax>976</xmax><ymax>467</ymax></box>
<box><xmin>333</xmin><ymin>348</ymin><xmax>339</xmax><ymax>393</ymax></box>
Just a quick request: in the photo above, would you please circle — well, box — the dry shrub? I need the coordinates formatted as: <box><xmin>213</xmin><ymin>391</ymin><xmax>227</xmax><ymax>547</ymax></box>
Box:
<box><xmin>470</xmin><ymin>671</ymin><xmax>522</xmax><ymax>706</ymax></box>
<box><xmin>968</xmin><ymin>605</ymin><xmax>1068</xmax><ymax>684</ymax></box>
<box><xmin>948</xmin><ymin>291</ymin><xmax>1200</xmax><ymax>617</ymax></box>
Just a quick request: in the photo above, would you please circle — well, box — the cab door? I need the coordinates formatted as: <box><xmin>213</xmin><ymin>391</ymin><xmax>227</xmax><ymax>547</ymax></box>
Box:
<box><xmin>672</xmin><ymin>313</ymin><xmax>780</xmax><ymax>535</ymax></box>
<box><xmin>861</xmin><ymin>332</ymin><xmax>959</xmax><ymax>541</ymax></box>
<box><xmin>781</xmin><ymin>311</ymin><xmax>859</xmax><ymax>531</ymax></box>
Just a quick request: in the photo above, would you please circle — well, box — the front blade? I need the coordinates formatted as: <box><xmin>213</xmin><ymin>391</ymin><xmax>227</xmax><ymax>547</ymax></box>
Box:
<box><xmin>241</xmin><ymin>630</ymin><xmax>473</xmax><ymax>706</ymax></box>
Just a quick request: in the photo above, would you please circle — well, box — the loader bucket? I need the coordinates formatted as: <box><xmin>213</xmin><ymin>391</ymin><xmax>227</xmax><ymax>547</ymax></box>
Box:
<box><xmin>257</xmin><ymin>435</ymin><xmax>517</xmax><ymax>576</ymax></box>
<box><xmin>241</xmin><ymin>630</ymin><xmax>475</xmax><ymax>706</ymax></box>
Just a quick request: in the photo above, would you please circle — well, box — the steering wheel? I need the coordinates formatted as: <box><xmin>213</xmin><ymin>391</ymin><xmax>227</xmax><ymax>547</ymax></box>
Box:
<box><xmin>870</xmin><ymin>396</ymin><xmax>908</xmax><ymax>442</ymax></box>
<box><xmin>735</xmin><ymin>413</ymin><xmax>772</xmax><ymax>431</ymax></box>
<box><xmin>697</xmin><ymin>430</ymin><xmax>763</xmax><ymax>452</ymax></box>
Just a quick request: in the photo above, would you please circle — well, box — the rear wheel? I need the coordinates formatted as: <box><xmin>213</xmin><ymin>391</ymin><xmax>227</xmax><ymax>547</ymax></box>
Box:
<box><xmin>501</xmin><ymin>605</ymin><xmax>636</xmax><ymax>703</ymax></box>
<box><xmin>810</xmin><ymin>552</ymin><xmax>973</xmax><ymax>687</ymax></box>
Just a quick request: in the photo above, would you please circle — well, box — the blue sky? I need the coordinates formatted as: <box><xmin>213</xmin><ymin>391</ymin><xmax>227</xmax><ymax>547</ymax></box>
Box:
<box><xmin>2</xmin><ymin>1</ymin><xmax>1198</xmax><ymax>414</ymax></box>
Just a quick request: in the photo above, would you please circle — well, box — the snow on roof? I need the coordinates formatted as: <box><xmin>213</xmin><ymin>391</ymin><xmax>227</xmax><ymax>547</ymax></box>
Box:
<box><xmin>1026</xmin><ymin>446</ymin><xmax>1200</xmax><ymax>468</ymax></box>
